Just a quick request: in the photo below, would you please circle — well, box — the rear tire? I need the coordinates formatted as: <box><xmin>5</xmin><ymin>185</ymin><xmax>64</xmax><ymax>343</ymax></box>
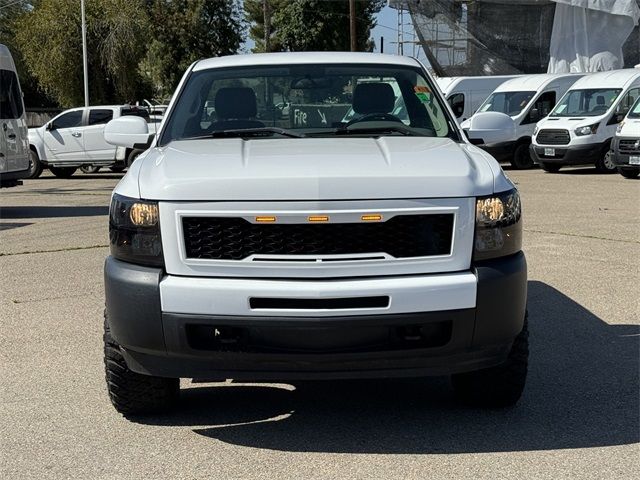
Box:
<box><xmin>618</xmin><ymin>167</ymin><xmax>639</xmax><ymax>179</ymax></box>
<box><xmin>452</xmin><ymin>313</ymin><xmax>529</xmax><ymax>408</ymax></box>
<box><xmin>28</xmin><ymin>149</ymin><xmax>43</xmax><ymax>178</ymax></box>
<box><xmin>595</xmin><ymin>149</ymin><xmax>616</xmax><ymax>173</ymax></box>
<box><xmin>104</xmin><ymin>312</ymin><xmax>179</xmax><ymax>415</ymax></box>
<box><xmin>510</xmin><ymin>143</ymin><xmax>534</xmax><ymax>169</ymax></box>
<box><xmin>49</xmin><ymin>166</ymin><xmax>77</xmax><ymax>178</ymax></box>
<box><xmin>80</xmin><ymin>165</ymin><xmax>101</xmax><ymax>174</ymax></box>
<box><xmin>110</xmin><ymin>166</ymin><xmax>126</xmax><ymax>173</ymax></box>
<box><xmin>540</xmin><ymin>162</ymin><xmax>561</xmax><ymax>173</ymax></box>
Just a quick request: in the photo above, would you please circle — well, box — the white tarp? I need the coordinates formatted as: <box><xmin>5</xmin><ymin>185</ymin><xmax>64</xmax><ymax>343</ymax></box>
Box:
<box><xmin>548</xmin><ymin>0</ymin><xmax>640</xmax><ymax>72</ymax></box>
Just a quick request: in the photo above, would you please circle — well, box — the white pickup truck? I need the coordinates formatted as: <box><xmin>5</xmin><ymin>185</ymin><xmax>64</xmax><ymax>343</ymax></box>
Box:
<box><xmin>102</xmin><ymin>52</ymin><xmax>528</xmax><ymax>415</ymax></box>
<box><xmin>28</xmin><ymin>105</ymin><xmax>155</xmax><ymax>178</ymax></box>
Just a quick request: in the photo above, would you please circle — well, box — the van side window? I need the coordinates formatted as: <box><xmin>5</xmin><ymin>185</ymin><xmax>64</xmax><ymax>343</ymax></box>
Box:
<box><xmin>617</xmin><ymin>88</ymin><xmax>640</xmax><ymax>117</ymax></box>
<box><xmin>52</xmin><ymin>111</ymin><xmax>83</xmax><ymax>129</ymax></box>
<box><xmin>0</xmin><ymin>69</ymin><xmax>24</xmax><ymax>119</ymax></box>
<box><xmin>88</xmin><ymin>109</ymin><xmax>114</xmax><ymax>125</ymax></box>
<box><xmin>448</xmin><ymin>93</ymin><xmax>465</xmax><ymax>118</ymax></box>
<box><xmin>522</xmin><ymin>91</ymin><xmax>556</xmax><ymax>125</ymax></box>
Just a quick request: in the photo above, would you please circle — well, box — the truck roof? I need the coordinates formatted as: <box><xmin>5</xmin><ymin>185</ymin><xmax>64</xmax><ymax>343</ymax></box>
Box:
<box><xmin>436</xmin><ymin>75</ymin><xmax>520</xmax><ymax>94</ymax></box>
<box><xmin>566</xmin><ymin>69</ymin><xmax>640</xmax><ymax>90</ymax></box>
<box><xmin>194</xmin><ymin>52</ymin><xmax>422</xmax><ymax>72</ymax></box>
<box><xmin>494</xmin><ymin>73</ymin><xmax>584</xmax><ymax>92</ymax></box>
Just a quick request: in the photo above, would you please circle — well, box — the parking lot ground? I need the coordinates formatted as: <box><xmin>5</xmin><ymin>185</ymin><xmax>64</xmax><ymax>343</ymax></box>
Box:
<box><xmin>1</xmin><ymin>168</ymin><xmax>639</xmax><ymax>479</ymax></box>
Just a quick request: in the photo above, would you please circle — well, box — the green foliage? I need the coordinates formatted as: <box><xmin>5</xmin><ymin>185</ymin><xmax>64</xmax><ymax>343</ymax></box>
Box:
<box><xmin>245</xmin><ymin>0</ymin><xmax>385</xmax><ymax>53</ymax></box>
<box><xmin>142</xmin><ymin>0</ymin><xmax>245</xmax><ymax>98</ymax></box>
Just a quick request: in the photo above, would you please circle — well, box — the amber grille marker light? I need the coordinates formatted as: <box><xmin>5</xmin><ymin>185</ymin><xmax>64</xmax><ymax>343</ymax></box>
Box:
<box><xmin>308</xmin><ymin>215</ymin><xmax>329</xmax><ymax>222</ymax></box>
<box><xmin>255</xmin><ymin>216</ymin><xmax>277</xmax><ymax>223</ymax></box>
<box><xmin>361</xmin><ymin>214</ymin><xmax>383</xmax><ymax>222</ymax></box>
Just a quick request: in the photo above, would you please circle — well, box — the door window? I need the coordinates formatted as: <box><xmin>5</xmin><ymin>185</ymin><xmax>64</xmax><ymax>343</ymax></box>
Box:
<box><xmin>616</xmin><ymin>88</ymin><xmax>640</xmax><ymax>117</ymax></box>
<box><xmin>0</xmin><ymin>69</ymin><xmax>24</xmax><ymax>119</ymax></box>
<box><xmin>522</xmin><ymin>91</ymin><xmax>556</xmax><ymax>124</ymax></box>
<box><xmin>88</xmin><ymin>109</ymin><xmax>113</xmax><ymax>125</ymax></box>
<box><xmin>448</xmin><ymin>93</ymin><xmax>465</xmax><ymax>118</ymax></box>
<box><xmin>52</xmin><ymin>111</ymin><xmax>83</xmax><ymax>129</ymax></box>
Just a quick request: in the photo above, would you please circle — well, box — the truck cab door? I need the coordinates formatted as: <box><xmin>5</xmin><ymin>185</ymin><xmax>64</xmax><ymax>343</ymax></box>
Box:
<box><xmin>43</xmin><ymin>110</ymin><xmax>84</xmax><ymax>161</ymax></box>
<box><xmin>84</xmin><ymin>108</ymin><xmax>115</xmax><ymax>160</ymax></box>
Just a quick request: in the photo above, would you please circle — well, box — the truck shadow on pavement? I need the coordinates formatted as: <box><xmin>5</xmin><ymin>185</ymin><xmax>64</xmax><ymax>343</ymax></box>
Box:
<box><xmin>136</xmin><ymin>280</ymin><xmax>639</xmax><ymax>453</ymax></box>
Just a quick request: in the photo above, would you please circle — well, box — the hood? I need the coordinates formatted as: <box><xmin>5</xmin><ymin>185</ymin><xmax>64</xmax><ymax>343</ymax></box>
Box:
<box><xmin>135</xmin><ymin>136</ymin><xmax>497</xmax><ymax>201</ymax></box>
<box><xmin>619</xmin><ymin>118</ymin><xmax>640</xmax><ymax>136</ymax></box>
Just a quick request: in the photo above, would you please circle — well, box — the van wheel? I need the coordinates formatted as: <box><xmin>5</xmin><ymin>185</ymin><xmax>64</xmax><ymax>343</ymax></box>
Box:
<box><xmin>510</xmin><ymin>143</ymin><xmax>534</xmax><ymax>169</ymax></box>
<box><xmin>104</xmin><ymin>312</ymin><xmax>179</xmax><ymax>415</ymax></box>
<box><xmin>49</xmin><ymin>166</ymin><xmax>77</xmax><ymax>178</ymax></box>
<box><xmin>127</xmin><ymin>149</ymin><xmax>142</xmax><ymax>167</ymax></box>
<box><xmin>540</xmin><ymin>162</ymin><xmax>561</xmax><ymax>173</ymax></box>
<box><xmin>80</xmin><ymin>165</ymin><xmax>101</xmax><ymax>174</ymax></box>
<box><xmin>28</xmin><ymin>150</ymin><xmax>43</xmax><ymax>178</ymax></box>
<box><xmin>618</xmin><ymin>167</ymin><xmax>639</xmax><ymax>179</ymax></box>
<box><xmin>110</xmin><ymin>166</ymin><xmax>126</xmax><ymax>173</ymax></box>
<box><xmin>595</xmin><ymin>150</ymin><xmax>616</xmax><ymax>173</ymax></box>
<box><xmin>452</xmin><ymin>313</ymin><xmax>528</xmax><ymax>408</ymax></box>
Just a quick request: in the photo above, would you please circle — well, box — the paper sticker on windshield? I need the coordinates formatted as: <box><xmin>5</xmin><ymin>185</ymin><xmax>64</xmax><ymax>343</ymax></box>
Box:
<box><xmin>416</xmin><ymin>92</ymin><xmax>430</xmax><ymax>103</ymax></box>
<box><xmin>414</xmin><ymin>86</ymin><xmax>431</xmax><ymax>93</ymax></box>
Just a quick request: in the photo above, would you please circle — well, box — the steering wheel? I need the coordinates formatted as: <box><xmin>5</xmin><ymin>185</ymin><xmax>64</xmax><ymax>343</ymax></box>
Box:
<box><xmin>346</xmin><ymin>112</ymin><xmax>403</xmax><ymax>127</ymax></box>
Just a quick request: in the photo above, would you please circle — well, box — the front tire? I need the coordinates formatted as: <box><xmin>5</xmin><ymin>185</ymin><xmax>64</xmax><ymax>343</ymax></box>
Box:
<box><xmin>49</xmin><ymin>166</ymin><xmax>77</xmax><ymax>178</ymax></box>
<box><xmin>618</xmin><ymin>167</ymin><xmax>639</xmax><ymax>179</ymax></box>
<box><xmin>28</xmin><ymin>149</ymin><xmax>43</xmax><ymax>178</ymax></box>
<box><xmin>104</xmin><ymin>313</ymin><xmax>179</xmax><ymax>415</ymax></box>
<box><xmin>80</xmin><ymin>165</ymin><xmax>101</xmax><ymax>174</ymax></box>
<box><xmin>452</xmin><ymin>313</ymin><xmax>529</xmax><ymax>408</ymax></box>
<box><xmin>595</xmin><ymin>149</ymin><xmax>616</xmax><ymax>173</ymax></box>
<box><xmin>127</xmin><ymin>149</ymin><xmax>142</xmax><ymax>167</ymax></box>
<box><xmin>110</xmin><ymin>166</ymin><xmax>126</xmax><ymax>173</ymax></box>
<box><xmin>540</xmin><ymin>162</ymin><xmax>561</xmax><ymax>173</ymax></box>
<box><xmin>510</xmin><ymin>143</ymin><xmax>534</xmax><ymax>169</ymax></box>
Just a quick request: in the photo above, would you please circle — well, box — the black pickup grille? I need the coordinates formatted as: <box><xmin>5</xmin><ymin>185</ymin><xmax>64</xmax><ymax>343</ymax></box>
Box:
<box><xmin>619</xmin><ymin>139</ymin><xmax>640</xmax><ymax>154</ymax></box>
<box><xmin>182</xmin><ymin>214</ymin><xmax>454</xmax><ymax>260</ymax></box>
<box><xmin>536</xmin><ymin>129</ymin><xmax>570</xmax><ymax>145</ymax></box>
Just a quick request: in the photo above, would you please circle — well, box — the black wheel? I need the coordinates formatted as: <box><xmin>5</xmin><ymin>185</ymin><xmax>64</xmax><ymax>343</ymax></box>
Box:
<box><xmin>80</xmin><ymin>165</ymin><xmax>101</xmax><ymax>174</ymax></box>
<box><xmin>49</xmin><ymin>166</ymin><xmax>77</xmax><ymax>178</ymax></box>
<box><xmin>452</xmin><ymin>313</ymin><xmax>529</xmax><ymax>408</ymax></box>
<box><xmin>618</xmin><ymin>167</ymin><xmax>640</xmax><ymax>179</ymax></box>
<box><xmin>595</xmin><ymin>149</ymin><xmax>616</xmax><ymax>173</ymax></box>
<box><xmin>510</xmin><ymin>143</ymin><xmax>534</xmax><ymax>169</ymax></box>
<box><xmin>28</xmin><ymin>149</ymin><xmax>43</xmax><ymax>178</ymax></box>
<box><xmin>104</xmin><ymin>312</ymin><xmax>179</xmax><ymax>415</ymax></box>
<box><xmin>540</xmin><ymin>162</ymin><xmax>561</xmax><ymax>173</ymax></box>
<box><xmin>127</xmin><ymin>149</ymin><xmax>142</xmax><ymax>167</ymax></box>
<box><xmin>110</xmin><ymin>166</ymin><xmax>126</xmax><ymax>173</ymax></box>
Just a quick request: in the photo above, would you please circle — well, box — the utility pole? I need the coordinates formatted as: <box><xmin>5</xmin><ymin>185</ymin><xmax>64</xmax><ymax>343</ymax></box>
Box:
<box><xmin>349</xmin><ymin>0</ymin><xmax>356</xmax><ymax>52</ymax></box>
<box><xmin>263</xmin><ymin>0</ymin><xmax>271</xmax><ymax>53</ymax></box>
<box><xmin>81</xmin><ymin>0</ymin><xmax>89</xmax><ymax>107</ymax></box>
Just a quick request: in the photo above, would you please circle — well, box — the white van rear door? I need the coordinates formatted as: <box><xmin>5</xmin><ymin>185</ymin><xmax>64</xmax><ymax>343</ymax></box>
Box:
<box><xmin>0</xmin><ymin>68</ymin><xmax>29</xmax><ymax>173</ymax></box>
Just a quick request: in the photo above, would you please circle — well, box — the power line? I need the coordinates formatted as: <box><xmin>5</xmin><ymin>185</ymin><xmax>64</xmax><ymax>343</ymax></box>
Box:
<box><xmin>0</xmin><ymin>0</ymin><xmax>27</xmax><ymax>11</ymax></box>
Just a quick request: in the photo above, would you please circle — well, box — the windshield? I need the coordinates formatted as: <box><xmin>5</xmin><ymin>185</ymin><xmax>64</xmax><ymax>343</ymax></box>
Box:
<box><xmin>478</xmin><ymin>91</ymin><xmax>535</xmax><ymax>117</ymax></box>
<box><xmin>550</xmin><ymin>88</ymin><xmax>622</xmax><ymax>117</ymax></box>
<box><xmin>628</xmin><ymin>97</ymin><xmax>640</xmax><ymax>119</ymax></box>
<box><xmin>159</xmin><ymin>63</ymin><xmax>457</xmax><ymax>144</ymax></box>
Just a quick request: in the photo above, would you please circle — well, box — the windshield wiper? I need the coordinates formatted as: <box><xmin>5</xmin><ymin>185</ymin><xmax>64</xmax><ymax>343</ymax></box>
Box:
<box><xmin>330</xmin><ymin>125</ymin><xmax>420</xmax><ymax>136</ymax></box>
<box><xmin>209</xmin><ymin>127</ymin><xmax>304</xmax><ymax>138</ymax></box>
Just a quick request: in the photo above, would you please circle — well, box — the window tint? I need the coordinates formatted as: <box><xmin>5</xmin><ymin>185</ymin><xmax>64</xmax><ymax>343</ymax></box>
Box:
<box><xmin>479</xmin><ymin>91</ymin><xmax>535</xmax><ymax>117</ymax></box>
<box><xmin>551</xmin><ymin>88</ymin><xmax>621</xmax><ymax>117</ymax></box>
<box><xmin>53</xmin><ymin>110</ymin><xmax>83</xmax><ymax>129</ymax></box>
<box><xmin>522</xmin><ymin>90</ymin><xmax>556</xmax><ymax>124</ymax></box>
<box><xmin>616</xmin><ymin>87</ymin><xmax>640</xmax><ymax>117</ymax></box>
<box><xmin>88</xmin><ymin>109</ymin><xmax>113</xmax><ymax>125</ymax></box>
<box><xmin>121</xmin><ymin>107</ymin><xmax>150</xmax><ymax>121</ymax></box>
<box><xmin>448</xmin><ymin>93</ymin><xmax>465</xmax><ymax>118</ymax></box>
<box><xmin>0</xmin><ymin>69</ymin><xmax>24</xmax><ymax>120</ymax></box>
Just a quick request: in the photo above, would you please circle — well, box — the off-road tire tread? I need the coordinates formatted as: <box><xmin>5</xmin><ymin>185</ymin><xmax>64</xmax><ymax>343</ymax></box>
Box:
<box><xmin>510</xmin><ymin>143</ymin><xmax>534</xmax><ymax>170</ymax></box>
<box><xmin>104</xmin><ymin>311</ymin><xmax>178</xmax><ymax>415</ymax></box>
<box><xmin>452</xmin><ymin>313</ymin><xmax>529</xmax><ymax>408</ymax></box>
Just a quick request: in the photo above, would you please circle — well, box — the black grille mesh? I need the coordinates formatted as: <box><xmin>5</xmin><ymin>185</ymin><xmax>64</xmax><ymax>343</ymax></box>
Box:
<box><xmin>536</xmin><ymin>129</ymin><xmax>570</xmax><ymax>145</ymax></box>
<box><xmin>182</xmin><ymin>214</ymin><xmax>454</xmax><ymax>260</ymax></box>
<box><xmin>619</xmin><ymin>139</ymin><xmax>640</xmax><ymax>153</ymax></box>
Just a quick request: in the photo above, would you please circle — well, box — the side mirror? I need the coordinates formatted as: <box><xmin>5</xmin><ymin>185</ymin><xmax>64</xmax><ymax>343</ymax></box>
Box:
<box><xmin>104</xmin><ymin>116</ymin><xmax>151</xmax><ymax>148</ymax></box>
<box><xmin>465</xmin><ymin>112</ymin><xmax>517</xmax><ymax>145</ymax></box>
<box><xmin>46</xmin><ymin>122</ymin><xmax>54</xmax><ymax>131</ymax></box>
<box><xmin>529</xmin><ymin>108</ymin><xmax>540</xmax><ymax>122</ymax></box>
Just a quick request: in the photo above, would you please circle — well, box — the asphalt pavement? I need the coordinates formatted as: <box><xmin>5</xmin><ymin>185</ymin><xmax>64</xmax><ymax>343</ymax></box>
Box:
<box><xmin>1</xmin><ymin>167</ymin><xmax>638</xmax><ymax>479</ymax></box>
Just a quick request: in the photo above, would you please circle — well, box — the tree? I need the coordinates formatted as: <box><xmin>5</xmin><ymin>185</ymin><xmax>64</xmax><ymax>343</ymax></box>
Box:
<box><xmin>244</xmin><ymin>0</ymin><xmax>286</xmax><ymax>53</ymax></box>
<box><xmin>14</xmin><ymin>0</ymin><xmax>151</xmax><ymax>107</ymax></box>
<box><xmin>245</xmin><ymin>0</ymin><xmax>385</xmax><ymax>53</ymax></box>
<box><xmin>142</xmin><ymin>0</ymin><xmax>245</xmax><ymax>99</ymax></box>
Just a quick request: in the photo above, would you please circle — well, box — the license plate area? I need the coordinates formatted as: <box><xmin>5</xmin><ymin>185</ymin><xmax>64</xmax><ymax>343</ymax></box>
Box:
<box><xmin>629</xmin><ymin>155</ymin><xmax>640</xmax><ymax>165</ymax></box>
<box><xmin>544</xmin><ymin>147</ymin><xmax>555</xmax><ymax>157</ymax></box>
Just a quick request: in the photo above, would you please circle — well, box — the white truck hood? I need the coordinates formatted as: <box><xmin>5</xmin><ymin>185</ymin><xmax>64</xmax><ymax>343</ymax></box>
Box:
<box><xmin>617</xmin><ymin>118</ymin><xmax>640</xmax><ymax>137</ymax></box>
<box><xmin>133</xmin><ymin>136</ymin><xmax>498</xmax><ymax>201</ymax></box>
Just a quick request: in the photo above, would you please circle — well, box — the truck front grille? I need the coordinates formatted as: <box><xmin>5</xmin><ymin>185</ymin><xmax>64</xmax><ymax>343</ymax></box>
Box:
<box><xmin>619</xmin><ymin>139</ymin><xmax>640</xmax><ymax>154</ymax></box>
<box><xmin>536</xmin><ymin>129</ymin><xmax>570</xmax><ymax>145</ymax></box>
<box><xmin>182</xmin><ymin>214</ymin><xmax>454</xmax><ymax>261</ymax></box>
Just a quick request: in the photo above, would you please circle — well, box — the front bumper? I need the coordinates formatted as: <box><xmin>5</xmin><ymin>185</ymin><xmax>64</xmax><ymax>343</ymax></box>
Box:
<box><xmin>104</xmin><ymin>252</ymin><xmax>527</xmax><ymax>380</ymax></box>
<box><xmin>530</xmin><ymin>140</ymin><xmax>608</xmax><ymax>166</ymax></box>
<box><xmin>612</xmin><ymin>137</ymin><xmax>640</xmax><ymax>169</ymax></box>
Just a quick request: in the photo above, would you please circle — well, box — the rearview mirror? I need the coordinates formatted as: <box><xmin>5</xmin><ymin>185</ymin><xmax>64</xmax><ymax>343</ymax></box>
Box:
<box><xmin>46</xmin><ymin>122</ymin><xmax>54</xmax><ymax>131</ymax></box>
<box><xmin>529</xmin><ymin>108</ymin><xmax>540</xmax><ymax>122</ymax></box>
<box><xmin>104</xmin><ymin>116</ymin><xmax>151</xmax><ymax>149</ymax></box>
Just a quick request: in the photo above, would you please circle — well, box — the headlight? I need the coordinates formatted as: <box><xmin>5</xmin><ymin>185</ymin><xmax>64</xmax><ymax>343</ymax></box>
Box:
<box><xmin>474</xmin><ymin>188</ymin><xmax>522</xmax><ymax>261</ymax></box>
<box><xmin>109</xmin><ymin>194</ymin><xmax>163</xmax><ymax>267</ymax></box>
<box><xmin>616</xmin><ymin>121</ymin><xmax>625</xmax><ymax>134</ymax></box>
<box><xmin>575</xmin><ymin>123</ymin><xmax>599</xmax><ymax>136</ymax></box>
<box><xmin>533</xmin><ymin>125</ymin><xmax>539</xmax><ymax>136</ymax></box>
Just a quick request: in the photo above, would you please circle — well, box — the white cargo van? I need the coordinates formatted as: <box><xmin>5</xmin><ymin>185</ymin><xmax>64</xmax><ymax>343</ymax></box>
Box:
<box><xmin>462</xmin><ymin>74</ymin><xmax>585</xmax><ymax>169</ymax></box>
<box><xmin>0</xmin><ymin>44</ymin><xmax>30</xmax><ymax>188</ymax></box>
<box><xmin>612</xmin><ymin>96</ymin><xmax>640</xmax><ymax>179</ymax></box>
<box><xmin>436</xmin><ymin>76</ymin><xmax>520</xmax><ymax>123</ymax></box>
<box><xmin>531</xmin><ymin>69</ymin><xmax>640</xmax><ymax>173</ymax></box>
